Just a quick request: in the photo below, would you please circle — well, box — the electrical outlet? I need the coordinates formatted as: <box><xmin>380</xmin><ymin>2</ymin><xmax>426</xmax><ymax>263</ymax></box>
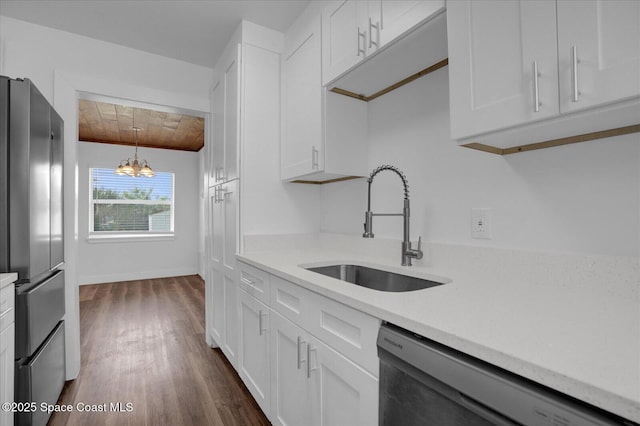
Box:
<box><xmin>471</xmin><ymin>208</ymin><xmax>492</xmax><ymax>239</ymax></box>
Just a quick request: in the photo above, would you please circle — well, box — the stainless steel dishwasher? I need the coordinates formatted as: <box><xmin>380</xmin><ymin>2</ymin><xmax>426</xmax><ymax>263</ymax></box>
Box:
<box><xmin>377</xmin><ymin>323</ymin><xmax>635</xmax><ymax>426</ymax></box>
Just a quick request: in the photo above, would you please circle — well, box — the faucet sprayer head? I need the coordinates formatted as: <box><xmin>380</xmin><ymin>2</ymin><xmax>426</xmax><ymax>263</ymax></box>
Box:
<box><xmin>367</xmin><ymin>165</ymin><xmax>409</xmax><ymax>199</ymax></box>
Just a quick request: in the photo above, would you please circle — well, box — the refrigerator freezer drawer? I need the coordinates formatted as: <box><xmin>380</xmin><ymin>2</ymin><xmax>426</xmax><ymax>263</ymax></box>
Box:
<box><xmin>15</xmin><ymin>270</ymin><xmax>65</xmax><ymax>359</ymax></box>
<box><xmin>16</xmin><ymin>321</ymin><xmax>65</xmax><ymax>426</ymax></box>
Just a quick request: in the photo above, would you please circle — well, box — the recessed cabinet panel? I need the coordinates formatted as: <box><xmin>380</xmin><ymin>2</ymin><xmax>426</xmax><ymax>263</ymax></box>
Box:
<box><xmin>322</xmin><ymin>0</ymin><xmax>366</xmax><ymax>85</ymax></box>
<box><xmin>270</xmin><ymin>275</ymin><xmax>312</xmax><ymax>328</ymax></box>
<box><xmin>208</xmin><ymin>187</ymin><xmax>223</xmax><ymax>268</ymax></box>
<box><xmin>221</xmin><ymin>180</ymin><xmax>237</xmax><ymax>273</ymax></box>
<box><xmin>557</xmin><ymin>0</ymin><xmax>640</xmax><ymax>113</ymax></box>
<box><xmin>282</xmin><ymin>14</ymin><xmax>323</xmax><ymax>180</ymax></box>
<box><xmin>209</xmin><ymin>267</ymin><xmax>224</xmax><ymax>346</ymax></box>
<box><xmin>223</xmin><ymin>48</ymin><xmax>240</xmax><ymax>183</ymax></box>
<box><xmin>223</xmin><ymin>275</ymin><xmax>237</xmax><ymax>366</ymax></box>
<box><xmin>447</xmin><ymin>0</ymin><xmax>559</xmax><ymax>140</ymax></box>
<box><xmin>238</xmin><ymin>261</ymin><xmax>271</xmax><ymax>304</ymax></box>
<box><xmin>209</xmin><ymin>81</ymin><xmax>223</xmax><ymax>186</ymax></box>
<box><xmin>239</xmin><ymin>290</ymin><xmax>270</xmax><ymax>416</ymax></box>
<box><xmin>270</xmin><ymin>312</ymin><xmax>313</xmax><ymax>426</ymax></box>
<box><xmin>308</xmin><ymin>332</ymin><xmax>379</xmax><ymax>426</ymax></box>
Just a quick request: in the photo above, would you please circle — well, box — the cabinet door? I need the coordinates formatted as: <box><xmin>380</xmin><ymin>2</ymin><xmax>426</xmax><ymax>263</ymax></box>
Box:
<box><xmin>209</xmin><ymin>80</ymin><xmax>224</xmax><ymax>186</ymax></box>
<box><xmin>447</xmin><ymin>0</ymin><xmax>559</xmax><ymax>140</ymax></box>
<box><xmin>209</xmin><ymin>267</ymin><xmax>224</xmax><ymax>347</ymax></box>
<box><xmin>208</xmin><ymin>186</ymin><xmax>223</xmax><ymax>270</ymax></box>
<box><xmin>238</xmin><ymin>290</ymin><xmax>270</xmax><ymax>416</ymax></box>
<box><xmin>557</xmin><ymin>0</ymin><xmax>640</xmax><ymax>114</ymax></box>
<box><xmin>377</xmin><ymin>0</ymin><xmax>445</xmax><ymax>48</ymax></box>
<box><xmin>308</xmin><ymin>336</ymin><xmax>378</xmax><ymax>426</ymax></box>
<box><xmin>223</xmin><ymin>46</ymin><xmax>240</xmax><ymax>183</ymax></box>
<box><xmin>270</xmin><ymin>312</ymin><xmax>313</xmax><ymax>426</ymax></box>
<box><xmin>0</xmin><ymin>324</ymin><xmax>15</xmax><ymax>426</ymax></box>
<box><xmin>220</xmin><ymin>180</ymin><xmax>237</xmax><ymax>274</ymax></box>
<box><xmin>223</xmin><ymin>274</ymin><xmax>238</xmax><ymax>367</ymax></box>
<box><xmin>322</xmin><ymin>0</ymin><xmax>369</xmax><ymax>85</ymax></box>
<box><xmin>282</xmin><ymin>14</ymin><xmax>323</xmax><ymax>180</ymax></box>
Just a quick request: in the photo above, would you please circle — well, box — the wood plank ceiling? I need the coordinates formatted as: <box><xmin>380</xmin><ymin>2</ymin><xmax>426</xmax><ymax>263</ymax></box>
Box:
<box><xmin>78</xmin><ymin>99</ymin><xmax>205</xmax><ymax>152</ymax></box>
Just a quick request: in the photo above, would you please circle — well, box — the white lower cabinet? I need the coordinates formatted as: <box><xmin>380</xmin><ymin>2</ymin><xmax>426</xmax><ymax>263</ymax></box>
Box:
<box><xmin>238</xmin><ymin>288</ymin><xmax>271</xmax><ymax>416</ymax></box>
<box><xmin>236</xmin><ymin>261</ymin><xmax>379</xmax><ymax>425</ymax></box>
<box><xmin>270</xmin><ymin>310</ymin><xmax>378</xmax><ymax>426</ymax></box>
<box><xmin>270</xmin><ymin>311</ymin><xmax>314</xmax><ymax>426</ymax></box>
<box><xmin>310</xmin><ymin>335</ymin><xmax>378</xmax><ymax>426</ymax></box>
<box><xmin>206</xmin><ymin>180</ymin><xmax>239</xmax><ymax>368</ymax></box>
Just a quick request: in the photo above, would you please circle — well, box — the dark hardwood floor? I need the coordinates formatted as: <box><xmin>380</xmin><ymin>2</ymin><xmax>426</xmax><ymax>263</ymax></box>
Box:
<box><xmin>49</xmin><ymin>275</ymin><xmax>269</xmax><ymax>426</ymax></box>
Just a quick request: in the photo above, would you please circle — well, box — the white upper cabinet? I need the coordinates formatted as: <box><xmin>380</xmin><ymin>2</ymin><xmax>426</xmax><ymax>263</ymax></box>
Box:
<box><xmin>322</xmin><ymin>0</ymin><xmax>445</xmax><ymax>86</ymax></box>
<box><xmin>208</xmin><ymin>44</ymin><xmax>240</xmax><ymax>186</ymax></box>
<box><xmin>282</xmin><ymin>8</ymin><xmax>367</xmax><ymax>182</ymax></box>
<box><xmin>282</xmin><ymin>13</ymin><xmax>324</xmax><ymax>180</ymax></box>
<box><xmin>322</xmin><ymin>1</ymin><xmax>369</xmax><ymax>86</ymax></box>
<box><xmin>447</xmin><ymin>0</ymin><xmax>559</xmax><ymax>140</ymax></box>
<box><xmin>448</xmin><ymin>0</ymin><xmax>640</xmax><ymax>149</ymax></box>
<box><xmin>557</xmin><ymin>0</ymin><xmax>640</xmax><ymax>114</ymax></box>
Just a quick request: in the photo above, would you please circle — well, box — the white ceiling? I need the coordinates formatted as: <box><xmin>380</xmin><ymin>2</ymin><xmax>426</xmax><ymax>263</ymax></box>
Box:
<box><xmin>0</xmin><ymin>0</ymin><xmax>311</xmax><ymax>68</ymax></box>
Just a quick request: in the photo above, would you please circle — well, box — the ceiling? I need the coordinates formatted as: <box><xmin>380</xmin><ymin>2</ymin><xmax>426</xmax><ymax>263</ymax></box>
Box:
<box><xmin>0</xmin><ymin>0</ymin><xmax>310</xmax><ymax>68</ymax></box>
<box><xmin>79</xmin><ymin>99</ymin><xmax>205</xmax><ymax>152</ymax></box>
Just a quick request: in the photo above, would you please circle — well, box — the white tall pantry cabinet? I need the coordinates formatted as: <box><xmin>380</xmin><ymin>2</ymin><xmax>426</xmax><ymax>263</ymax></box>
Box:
<box><xmin>204</xmin><ymin>22</ymin><xmax>283</xmax><ymax>369</ymax></box>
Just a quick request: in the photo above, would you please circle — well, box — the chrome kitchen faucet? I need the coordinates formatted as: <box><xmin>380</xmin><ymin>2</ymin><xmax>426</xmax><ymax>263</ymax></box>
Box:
<box><xmin>363</xmin><ymin>165</ymin><xmax>423</xmax><ymax>266</ymax></box>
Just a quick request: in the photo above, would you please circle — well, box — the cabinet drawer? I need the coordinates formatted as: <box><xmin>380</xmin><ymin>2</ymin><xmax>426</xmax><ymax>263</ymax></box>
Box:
<box><xmin>238</xmin><ymin>261</ymin><xmax>270</xmax><ymax>305</ymax></box>
<box><xmin>307</xmin><ymin>291</ymin><xmax>380</xmax><ymax>377</ymax></box>
<box><xmin>270</xmin><ymin>275</ymin><xmax>313</xmax><ymax>329</ymax></box>
<box><xmin>0</xmin><ymin>284</ymin><xmax>15</xmax><ymax>331</ymax></box>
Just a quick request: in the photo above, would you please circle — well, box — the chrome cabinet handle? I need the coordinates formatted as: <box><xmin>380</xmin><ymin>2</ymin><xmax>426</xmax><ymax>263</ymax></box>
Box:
<box><xmin>214</xmin><ymin>186</ymin><xmax>230</xmax><ymax>203</ymax></box>
<box><xmin>258</xmin><ymin>310</ymin><xmax>266</xmax><ymax>336</ymax></box>
<box><xmin>306</xmin><ymin>344</ymin><xmax>317</xmax><ymax>378</ymax></box>
<box><xmin>311</xmin><ymin>146</ymin><xmax>319</xmax><ymax>170</ymax></box>
<box><xmin>215</xmin><ymin>167</ymin><xmax>226</xmax><ymax>182</ymax></box>
<box><xmin>571</xmin><ymin>46</ymin><xmax>580</xmax><ymax>102</ymax></box>
<box><xmin>369</xmin><ymin>18</ymin><xmax>379</xmax><ymax>49</ymax></box>
<box><xmin>297</xmin><ymin>336</ymin><xmax>306</xmax><ymax>369</ymax></box>
<box><xmin>357</xmin><ymin>27</ymin><xmax>366</xmax><ymax>56</ymax></box>
<box><xmin>532</xmin><ymin>61</ymin><xmax>541</xmax><ymax>112</ymax></box>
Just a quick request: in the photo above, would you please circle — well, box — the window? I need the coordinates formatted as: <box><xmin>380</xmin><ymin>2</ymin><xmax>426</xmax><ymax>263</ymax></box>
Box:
<box><xmin>90</xmin><ymin>168</ymin><xmax>174</xmax><ymax>236</ymax></box>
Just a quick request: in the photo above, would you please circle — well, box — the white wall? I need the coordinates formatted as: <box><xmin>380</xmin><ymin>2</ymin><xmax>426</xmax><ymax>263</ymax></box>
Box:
<box><xmin>0</xmin><ymin>16</ymin><xmax>212</xmax><ymax>379</ymax></box>
<box><xmin>240</xmin><ymin>26</ymin><xmax>321</xmax><ymax>238</ymax></box>
<box><xmin>77</xmin><ymin>143</ymin><xmax>200</xmax><ymax>284</ymax></box>
<box><xmin>321</xmin><ymin>67</ymin><xmax>640</xmax><ymax>257</ymax></box>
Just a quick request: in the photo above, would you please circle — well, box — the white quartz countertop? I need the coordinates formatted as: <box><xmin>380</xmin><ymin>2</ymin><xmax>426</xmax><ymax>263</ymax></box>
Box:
<box><xmin>0</xmin><ymin>273</ymin><xmax>17</xmax><ymax>289</ymax></box>
<box><xmin>238</xmin><ymin>236</ymin><xmax>640</xmax><ymax>423</ymax></box>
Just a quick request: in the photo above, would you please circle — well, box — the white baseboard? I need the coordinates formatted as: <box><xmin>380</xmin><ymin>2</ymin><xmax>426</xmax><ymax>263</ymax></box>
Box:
<box><xmin>79</xmin><ymin>267</ymin><xmax>199</xmax><ymax>285</ymax></box>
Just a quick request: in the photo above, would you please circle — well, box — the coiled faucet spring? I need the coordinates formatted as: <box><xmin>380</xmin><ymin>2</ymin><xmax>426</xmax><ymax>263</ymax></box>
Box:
<box><xmin>363</xmin><ymin>165</ymin><xmax>422</xmax><ymax>266</ymax></box>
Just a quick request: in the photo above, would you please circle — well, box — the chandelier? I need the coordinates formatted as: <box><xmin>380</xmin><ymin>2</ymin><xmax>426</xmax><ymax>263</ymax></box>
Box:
<box><xmin>115</xmin><ymin>125</ymin><xmax>155</xmax><ymax>177</ymax></box>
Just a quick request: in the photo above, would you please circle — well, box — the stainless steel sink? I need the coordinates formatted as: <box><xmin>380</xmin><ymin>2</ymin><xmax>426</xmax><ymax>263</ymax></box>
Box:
<box><xmin>305</xmin><ymin>264</ymin><xmax>444</xmax><ymax>292</ymax></box>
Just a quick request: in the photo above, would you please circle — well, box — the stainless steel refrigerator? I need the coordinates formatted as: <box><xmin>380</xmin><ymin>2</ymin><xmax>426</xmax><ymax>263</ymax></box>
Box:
<box><xmin>0</xmin><ymin>76</ymin><xmax>66</xmax><ymax>426</ymax></box>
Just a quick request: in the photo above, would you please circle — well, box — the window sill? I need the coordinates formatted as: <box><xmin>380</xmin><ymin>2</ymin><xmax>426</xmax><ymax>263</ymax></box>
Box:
<box><xmin>87</xmin><ymin>233</ymin><xmax>175</xmax><ymax>244</ymax></box>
